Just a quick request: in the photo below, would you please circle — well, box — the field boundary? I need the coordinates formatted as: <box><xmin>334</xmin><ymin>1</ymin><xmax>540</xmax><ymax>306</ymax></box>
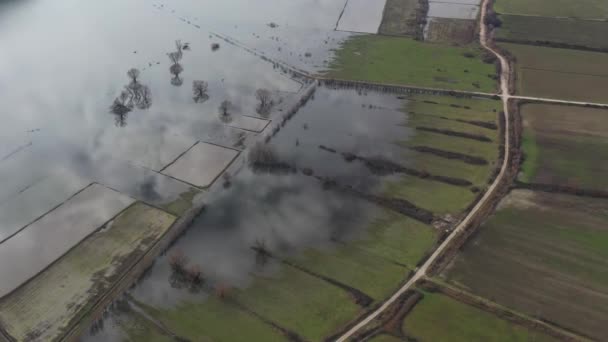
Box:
<box><xmin>417</xmin><ymin>279</ymin><xmax>592</xmax><ymax>342</ymax></box>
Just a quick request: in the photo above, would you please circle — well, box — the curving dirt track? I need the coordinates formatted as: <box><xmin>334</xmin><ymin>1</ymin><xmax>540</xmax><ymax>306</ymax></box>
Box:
<box><xmin>335</xmin><ymin>0</ymin><xmax>512</xmax><ymax>340</ymax></box>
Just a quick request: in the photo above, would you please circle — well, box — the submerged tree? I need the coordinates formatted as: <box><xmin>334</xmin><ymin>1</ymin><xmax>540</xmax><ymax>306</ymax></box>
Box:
<box><xmin>218</xmin><ymin>100</ymin><xmax>233</xmax><ymax>123</ymax></box>
<box><xmin>127</xmin><ymin>68</ymin><xmax>140</xmax><ymax>83</ymax></box>
<box><xmin>255</xmin><ymin>88</ymin><xmax>273</xmax><ymax>116</ymax></box>
<box><xmin>192</xmin><ymin>80</ymin><xmax>209</xmax><ymax>103</ymax></box>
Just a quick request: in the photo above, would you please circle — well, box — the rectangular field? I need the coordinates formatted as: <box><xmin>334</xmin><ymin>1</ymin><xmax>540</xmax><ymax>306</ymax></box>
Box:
<box><xmin>336</xmin><ymin>0</ymin><xmax>387</xmax><ymax>33</ymax></box>
<box><xmin>0</xmin><ymin>184</ymin><xmax>135</xmax><ymax>298</ymax></box>
<box><xmin>494</xmin><ymin>0</ymin><xmax>608</xmax><ymax>18</ymax></box>
<box><xmin>0</xmin><ymin>203</ymin><xmax>176</xmax><ymax>341</ymax></box>
<box><xmin>428</xmin><ymin>2</ymin><xmax>479</xmax><ymax>20</ymax></box>
<box><xmin>404</xmin><ymin>290</ymin><xmax>557</xmax><ymax>341</ymax></box>
<box><xmin>445</xmin><ymin>190</ymin><xmax>608</xmax><ymax>340</ymax></box>
<box><xmin>497</xmin><ymin>15</ymin><xmax>608</xmax><ymax>51</ymax></box>
<box><xmin>502</xmin><ymin>42</ymin><xmax>608</xmax><ymax>102</ymax></box>
<box><xmin>424</xmin><ymin>18</ymin><xmax>476</xmax><ymax>44</ymax></box>
<box><xmin>378</xmin><ymin>0</ymin><xmax>422</xmax><ymax>36</ymax></box>
<box><xmin>326</xmin><ymin>35</ymin><xmax>498</xmax><ymax>92</ymax></box>
<box><xmin>519</xmin><ymin>103</ymin><xmax>608</xmax><ymax>190</ymax></box>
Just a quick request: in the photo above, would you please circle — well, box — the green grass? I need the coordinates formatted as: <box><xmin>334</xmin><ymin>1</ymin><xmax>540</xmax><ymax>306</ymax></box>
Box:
<box><xmin>497</xmin><ymin>15</ymin><xmax>608</xmax><ymax>51</ymax></box>
<box><xmin>233</xmin><ymin>265</ymin><xmax>362</xmax><ymax>341</ymax></box>
<box><xmin>325</xmin><ymin>35</ymin><xmax>497</xmax><ymax>92</ymax></box>
<box><xmin>164</xmin><ymin>188</ymin><xmax>200</xmax><ymax>216</ymax></box>
<box><xmin>519</xmin><ymin>103</ymin><xmax>608</xmax><ymax>190</ymax></box>
<box><xmin>404</xmin><ymin>290</ymin><xmax>558</xmax><ymax>342</ymax></box>
<box><xmin>519</xmin><ymin>127</ymin><xmax>538</xmax><ymax>183</ymax></box>
<box><xmin>136</xmin><ymin>297</ymin><xmax>287</xmax><ymax>342</ymax></box>
<box><xmin>354</xmin><ymin>209</ymin><xmax>437</xmax><ymax>268</ymax></box>
<box><xmin>446</xmin><ymin>190</ymin><xmax>608</xmax><ymax>340</ymax></box>
<box><xmin>501</xmin><ymin>42</ymin><xmax>608</xmax><ymax>102</ymax></box>
<box><xmin>494</xmin><ymin>0</ymin><xmax>608</xmax><ymax>18</ymax></box>
<box><xmin>369</xmin><ymin>334</ymin><xmax>405</xmax><ymax>342</ymax></box>
<box><xmin>115</xmin><ymin>310</ymin><xmax>173</xmax><ymax>342</ymax></box>
<box><xmin>291</xmin><ymin>208</ymin><xmax>437</xmax><ymax>301</ymax></box>
<box><xmin>292</xmin><ymin>245</ymin><xmax>407</xmax><ymax>301</ymax></box>
<box><xmin>384</xmin><ymin>175</ymin><xmax>476</xmax><ymax>215</ymax></box>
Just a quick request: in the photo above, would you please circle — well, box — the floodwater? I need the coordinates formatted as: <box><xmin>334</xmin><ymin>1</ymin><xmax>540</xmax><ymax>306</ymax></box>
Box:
<box><xmin>85</xmin><ymin>86</ymin><xmax>414</xmax><ymax>327</ymax></box>
<box><xmin>336</xmin><ymin>0</ymin><xmax>388</xmax><ymax>33</ymax></box>
<box><xmin>0</xmin><ymin>0</ymin><xmax>417</xmax><ymax>338</ymax></box>
<box><xmin>0</xmin><ymin>0</ymin><xmax>355</xmax><ymax>274</ymax></box>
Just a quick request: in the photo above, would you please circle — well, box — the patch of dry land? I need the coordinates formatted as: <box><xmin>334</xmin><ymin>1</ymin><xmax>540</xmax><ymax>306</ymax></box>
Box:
<box><xmin>0</xmin><ymin>203</ymin><xmax>176</xmax><ymax>341</ymax></box>
<box><xmin>445</xmin><ymin>190</ymin><xmax>608</xmax><ymax>341</ymax></box>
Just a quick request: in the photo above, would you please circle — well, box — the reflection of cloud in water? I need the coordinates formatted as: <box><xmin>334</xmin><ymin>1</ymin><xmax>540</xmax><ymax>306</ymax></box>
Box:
<box><xmin>131</xmin><ymin>170</ymin><xmax>378</xmax><ymax>307</ymax></box>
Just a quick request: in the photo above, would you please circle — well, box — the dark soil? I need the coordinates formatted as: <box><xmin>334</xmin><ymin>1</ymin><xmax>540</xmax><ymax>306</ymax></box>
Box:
<box><xmin>416</xmin><ymin>127</ymin><xmax>492</xmax><ymax>142</ymax></box>
<box><xmin>410</xmin><ymin>146</ymin><xmax>488</xmax><ymax>165</ymax></box>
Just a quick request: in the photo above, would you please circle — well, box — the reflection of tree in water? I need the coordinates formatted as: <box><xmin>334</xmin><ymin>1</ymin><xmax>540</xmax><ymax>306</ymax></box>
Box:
<box><xmin>192</xmin><ymin>80</ymin><xmax>209</xmax><ymax>103</ymax></box>
<box><xmin>218</xmin><ymin>100</ymin><xmax>233</xmax><ymax>124</ymax></box>
<box><xmin>168</xmin><ymin>40</ymin><xmax>185</xmax><ymax>87</ymax></box>
<box><xmin>109</xmin><ymin>68</ymin><xmax>152</xmax><ymax>127</ymax></box>
<box><xmin>255</xmin><ymin>88</ymin><xmax>273</xmax><ymax>117</ymax></box>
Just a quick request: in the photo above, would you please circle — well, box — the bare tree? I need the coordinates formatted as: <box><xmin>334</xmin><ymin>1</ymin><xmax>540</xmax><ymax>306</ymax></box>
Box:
<box><xmin>219</xmin><ymin>100</ymin><xmax>231</xmax><ymax>115</ymax></box>
<box><xmin>127</xmin><ymin>68</ymin><xmax>140</xmax><ymax>83</ymax></box>
<box><xmin>256</xmin><ymin>88</ymin><xmax>272</xmax><ymax>107</ymax></box>
<box><xmin>169</xmin><ymin>249</ymin><xmax>189</xmax><ymax>274</ymax></box>
<box><xmin>136</xmin><ymin>85</ymin><xmax>152</xmax><ymax>109</ymax></box>
<box><xmin>169</xmin><ymin>63</ymin><xmax>184</xmax><ymax>87</ymax></box>
<box><xmin>168</xmin><ymin>51</ymin><xmax>182</xmax><ymax>65</ymax></box>
<box><xmin>192</xmin><ymin>80</ymin><xmax>209</xmax><ymax>103</ymax></box>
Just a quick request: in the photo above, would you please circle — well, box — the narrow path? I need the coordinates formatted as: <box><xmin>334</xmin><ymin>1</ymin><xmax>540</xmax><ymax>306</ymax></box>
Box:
<box><xmin>335</xmin><ymin>0</ymin><xmax>512</xmax><ymax>339</ymax></box>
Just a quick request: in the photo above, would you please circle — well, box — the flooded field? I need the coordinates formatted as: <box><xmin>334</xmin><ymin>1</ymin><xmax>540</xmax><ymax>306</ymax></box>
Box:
<box><xmin>336</xmin><ymin>0</ymin><xmax>388</xmax><ymax>33</ymax></box>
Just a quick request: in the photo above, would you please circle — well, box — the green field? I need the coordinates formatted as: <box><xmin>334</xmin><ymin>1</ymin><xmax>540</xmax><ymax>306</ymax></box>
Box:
<box><xmin>404</xmin><ymin>290</ymin><xmax>558</xmax><ymax>341</ymax></box>
<box><xmin>233</xmin><ymin>265</ymin><xmax>362</xmax><ymax>341</ymax></box>
<box><xmin>325</xmin><ymin>35</ymin><xmax>497</xmax><ymax>92</ymax></box>
<box><xmin>293</xmin><ymin>210</ymin><xmax>436</xmax><ymax>300</ymax></box>
<box><xmin>369</xmin><ymin>334</ymin><xmax>404</xmax><ymax>342</ymax></box>
<box><xmin>519</xmin><ymin>103</ymin><xmax>608</xmax><ymax>190</ymax></box>
<box><xmin>501</xmin><ymin>42</ymin><xmax>608</xmax><ymax>102</ymax></box>
<box><xmin>497</xmin><ymin>15</ymin><xmax>608</xmax><ymax>51</ymax></box>
<box><xmin>494</xmin><ymin>0</ymin><xmax>608</xmax><ymax>18</ymax></box>
<box><xmin>385</xmin><ymin>95</ymin><xmax>501</xmax><ymax>215</ymax></box>
<box><xmin>136</xmin><ymin>296</ymin><xmax>288</xmax><ymax>342</ymax></box>
<box><xmin>446</xmin><ymin>190</ymin><xmax>608</xmax><ymax>340</ymax></box>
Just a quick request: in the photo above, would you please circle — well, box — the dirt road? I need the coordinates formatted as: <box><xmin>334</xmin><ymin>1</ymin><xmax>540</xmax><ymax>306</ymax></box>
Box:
<box><xmin>335</xmin><ymin>0</ymin><xmax>512</xmax><ymax>340</ymax></box>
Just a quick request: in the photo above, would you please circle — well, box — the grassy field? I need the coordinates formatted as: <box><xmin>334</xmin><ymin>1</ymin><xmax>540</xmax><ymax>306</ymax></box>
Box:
<box><xmin>378</xmin><ymin>0</ymin><xmax>421</xmax><ymax>36</ymax></box>
<box><xmin>425</xmin><ymin>18</ymin><xmax>476</xmax><ymax>45</ymax></box>
<box><xmin>233</xmin><ymin>265</ymin><xmax>363</xmax><ymax>341</ymax></box>
<box><xmin>354</xmin><ymin>209</ymin><xmax>437</xmax><ymax>267</ymax></box>
<box><xmin>519</xmin><ymin>103</ymin><xmax>608</xmax><ymax>190</ymax></box>
<box><xmin>325</xmin><ymin>35</ymin><xmax>497</xmax><ymax>92</ymax></box>
<box><xmin>136</xmin><ymin>297</ymin><xmax>288</xmax><ymax>342</ymax></box>
<box><xmin>292</xmin><ymin>209</ymin><xmax>437</xmax><ymax>300</ymax></box>
<box><xmin>384</xmin><ymin>95</ymin><xmax>501</xmax><ymax>215</ymax></box>
<box><xmin>497</xmin><ymin>15</ymin><xmax>608</xmax><ymax>51</ymax></box>
<box><xmin>369</xmin><ymin>334</ymin><xmax>404</xmax><ymax>342</ymax></box>
<box><xmin>0</xmin><ymin>203</ymin><xmax>176</xmax><ymax>342</ymax></box>
<box><xmin>501</xmin><ymin>42</ymin><xmax>608</xmax><ymax>102</ymax></box>
<box><xmin>404</xmin><ymin>290</ymin><xmax>558</xmax><ymax>341</ymax></box>
<box><xmin>445</xmin><ymin>190</ymin><xmax>608</xmax><ymax>340</ymax></box>
<box><xmin>494</xmin><ymin>0</ymin><xmax>608</xmax><ymax>18</ymax></box>
<box><xmin>113</xmin><ymin>308</ymin><xmax>174</xmax><ymax>342</ymax></box>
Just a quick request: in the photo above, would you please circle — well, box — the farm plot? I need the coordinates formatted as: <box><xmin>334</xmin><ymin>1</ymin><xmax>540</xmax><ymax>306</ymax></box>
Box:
<box><xmin>428</xmin><ymin>2</ymin><xmax>479</xmax><ymax>20</ymax></box>
<box><xmin>424</xmin><ymin>18</ymin><xmax>476</xmax><ymax>44</ymax></box>
<box><xmin>393</xmin><ymin>94</ymin><xmax>501</xmax><ymax>215</ymax></box>
<box><xmin>445</xmin><ymin>190</ymin><xmax>608</xmax><ymax>341</ymax></box>
<box><xmin>494</xmin><ymin>0</ymin><xmax>608</xmax><ymax>18</ymax></box>
<box><xmin>326</xmin><ymin>35</ymin><xmax>497</xmax><ymax>92</ymax></box>
<box><xmin>336</xmin><ymin>0</ymin><xmax>387</xmax><ymax>33</ymax></box>
<box><xmin>0</xmin><ymin>203</ymin><xmax>176</xmax><ymax>342</ymax></box>
<box><xmin>403</xmin><ymin>290</ymin><xmax>558</xmax><ymax>341</ymax></box>
<box><xmin>378</xmin><ymin>0</ymin><xmax>424</xmax><ymax>36</ymax></box>
<box><xmin>519</xmin><ymin>103</ymin><xmax>608</xmax><ymax>191</ymax></box>
<box><xmin>502</xmin><ymin>42</ymin><xmax>608</xmax><ymax>102</ymax></box>
<box><xmin>0</xmin><ymin>184</ymin><xmax>135</xmax><ymax>298</ymax></box>
<box><xmin>497</xmin><ymin>15</ymin><xmax>608</xmax><ymax>51</ymax></box>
